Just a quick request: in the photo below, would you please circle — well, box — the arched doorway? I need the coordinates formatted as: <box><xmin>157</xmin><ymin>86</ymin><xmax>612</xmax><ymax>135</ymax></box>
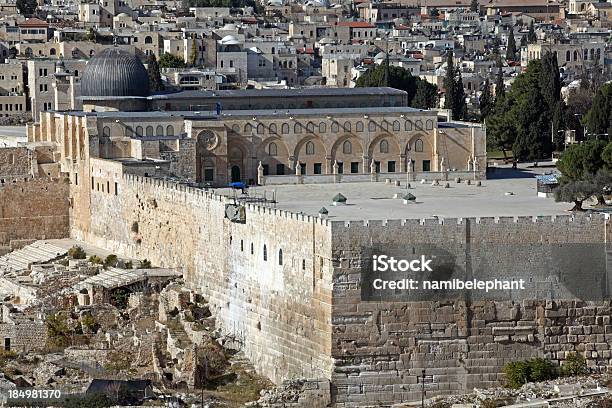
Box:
<box><xmin>231</xmin><ymin>165</ymin><xmax>241</xmax><ymax>182</ymax></box>
<box><xmin>196</xmin><ymin>130</ymin><xmax>218</xmax><ymax>183</ymax></box>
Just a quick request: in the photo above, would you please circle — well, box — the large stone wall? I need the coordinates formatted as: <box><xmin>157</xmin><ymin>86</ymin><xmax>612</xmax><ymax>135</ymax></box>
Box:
<box><xmin>329</xmin><ymin>215</ymin><xmax>612</xmax><ymax>406</ymax></box>
<box><xmin>72</xmin><ymin>173</ymin><xmax>334</xmax><ymax>384</ymax></box>
<box><xmin>0</xmin><ymin>178</ymin><xmax>70</xmax><ymax>249</ymax></box>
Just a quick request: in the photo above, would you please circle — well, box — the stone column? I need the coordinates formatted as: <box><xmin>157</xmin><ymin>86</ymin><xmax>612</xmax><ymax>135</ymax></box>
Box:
<box><xmin>370</xmin><ymin>158</ymin><xmax>377</xmax><ymax>182</ymax></box>
<box><xmin>332</xmin><ymin>160</ymin><xmax>340</xmax><ymax>183</ymax></box>
<box><xmin>295</xmin><ymin>160</ymin><xmax>303</xmax><ymax>184</ymax></box>
<box><xmin>325</xmin><ymin>155</ymin><xmax>333</xmax><ymax>174</ymax></box>
<box><xmin>362</xmin><ymin>155</ymin><xmax>369</xmax><ymax>175</ymax></box>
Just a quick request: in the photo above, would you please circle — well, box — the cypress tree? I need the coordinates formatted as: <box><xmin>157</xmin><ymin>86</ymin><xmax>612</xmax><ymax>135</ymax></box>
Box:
<box><xmin>495</xmin><ymin>57</ymin><xmax>505</xmax><ymax>100</ymax></box>
<box><xmin>443</xmin><ymin>51</ymin><xmax>466</xmax><ymax>120</ymax></box>
<box><xmin>527</xmin><ymin>21</ymin><xmax>537</xmax><ymax>43</ymax></box>
<box><xmin>189</xmin><ymin>37</ymin><xmax>198</xmax><ymax>67</ymax></box>
<box><xmin>479</xmin><ymin>80</ymin><xmax>493</xmax><ymax>121</ymax></box>
<box><xmin>147</xmin><ymin>55</ymin><xmax>163</xmax><ymax>92</ymax></box>
<box><xmin>506</xmin><ymin>29</ymin><xmax>517</xmax><ymax>61</ymax></box>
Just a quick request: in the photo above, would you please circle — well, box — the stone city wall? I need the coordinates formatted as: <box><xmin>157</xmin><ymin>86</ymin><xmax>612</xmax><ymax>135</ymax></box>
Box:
<box><xmin>329</xmin><ymin>215</ymin><xmax>612</xmax><ymax>406</ymax></box>
<box><xmin>0</xmin><ymin>178</ymin><xmax>70</xmax><ymax>248</ymax></box>
<box><xmin>72</xmin><ymin>173</ymin><xmax>334</xmax><ymax>384</ymax></box>
<box><xmin>0</xmin><ymin>147</ymin><xmax>32</xmax><ymax>180</ymax></box>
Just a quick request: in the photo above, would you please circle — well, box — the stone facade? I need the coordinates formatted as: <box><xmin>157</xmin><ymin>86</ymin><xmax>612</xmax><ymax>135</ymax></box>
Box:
<box><xmin>0</xmin><ymin>178</ymin><xmax>70</xmax><ymax>249</ymax></box>
<box><xmin>64</xmin><ymin>167</ymin><xmax>612</xmax><ymax>405</ymax></box>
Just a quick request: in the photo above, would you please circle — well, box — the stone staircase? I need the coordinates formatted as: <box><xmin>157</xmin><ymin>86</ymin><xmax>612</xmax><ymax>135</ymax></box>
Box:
<box><xmin>0</xmin><ymin>241</ymin><xmax>67</xmax><ymax>273</ymax></box>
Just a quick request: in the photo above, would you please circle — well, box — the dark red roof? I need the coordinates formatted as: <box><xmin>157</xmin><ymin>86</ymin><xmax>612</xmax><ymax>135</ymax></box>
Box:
<box><xmin>336</xmin><ymin>21</ymin><xmax>375</xmax><ymax>28</ymax></box>
<box><xmin>19</xmin><ymin>18</ymin><xmax>49</xmax><ymax>28</ymax></box>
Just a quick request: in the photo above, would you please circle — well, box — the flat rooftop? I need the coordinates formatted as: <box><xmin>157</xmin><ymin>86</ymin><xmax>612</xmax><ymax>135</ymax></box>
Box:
<box><xmin>219</xmin><ymin>165</ymin><xmax>574</xmax><ymax>221</ymax></box>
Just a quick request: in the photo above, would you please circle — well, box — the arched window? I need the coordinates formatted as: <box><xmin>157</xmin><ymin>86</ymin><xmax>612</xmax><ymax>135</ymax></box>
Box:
<box><xmin>125</xmin><ymin>126</ymin><xmax>134</xmax><ymax>137</ymax></box>
<box><xmin>50</xmin><ymin>48</ymin><xmax>56</xmax><ymax>55</ymax></box>
<box><xmin>405</xmin><ymin>121</ymin><xmax>412</xmax><ymax>131</ymax></box>
<box><xmin>380</xmin><ymin>139</ymin><xmax>389</xmax><ymax>153</ymax></box>
<box><xmin>368</xmin><ymin>121</ymin><xmax>376</xmax><ymax>132</ymax></box>
<box><xmin>257</xmin><ymin>123</ymin><xmax>265</xmax><ymax>134</ymax></box>
<box><xmin>269</xmin><ymin>123</ymin><xmax>277</xmax><ymax>134</ymax></box>
<box><xmin>244</xmin><ymin>123</ymin><xmax>253</xmax><ymax>133</ymax></box>
<box><xmin>156</xmin><ymin>125</ymin><xmax>164</xmax><ymax>136</ymax></box>
<box><xmin>344</xmin><ymin>121</ymin><xmax>351</xmax><ymax>132</ymax></box>
<box><xmin>566</xmin><ymin>50</ymin><xmax>571</xmax><ymax>62</ymax></box>
<box><xmin>268</xmin><ymin>142</ymin><xmax>278</xmax><ymax>156</ymax></box>
<box><xmin>166</xmin><ymin>125</ymin><xmax>174</xmax><ymax>136</ymax></box>
<box><xmin>342</xmin><ymin>140</ymin><xmax>352</xmax><ymax>154</ymax></box>
<box><xmin>426</xmin><ymin>120</ymin><xmax>434</xmax><ymax>130</ymax></box>
<box><xmin>319</xmin><ymin>122</ymin><xmax>326</xmax><ymax>133</ymax></box>
<box><xmin>305</xmin><ymin>122</ymin><xmax>313</xmax><ymax>133</ymax></box>
<box><xmin>294</xmin><ymin>123</ymin><xmax>301</xmax><ymax>134</ymax></box>
<box><xmin>305</xmin><ymin>141</ymin><xmax>315</xmax><ymax>155</ymax></box>
<box><xmin>145</xmin><ymin>36</ymin><xmax>153</xmax><ymax>44</ymax></box>
<box><xmin>232</xmin><ymin>124</ymin><xmax>240</xmax><ymax>133</ymax></box>
<box><xmin>573</xmin><ymin>50</ymin><xmax>578</xmax><ymax>61</ymax></box>
<box><xmin>415</xmin><ymin>139</ymin><xmax>424</xmax><ymax>152</ymax></box>
<box><xmin>393</xmin><ymin>120</ymin><xmax>401</xmax><ymax>131</ymax></box>
<box><xmin>102</xmin><ymin>126</ymin><xmax>110</xmax><ymax>137</ymax></box>
<box><xmin>331</xmin><ymin>122</ymin><xmax>339</xmax><ymax>133</ymax></box>
<box><xmin>136</xmin><ymin>126</ymin><xmax>143</xmax><ymax>136</ymax></box>
<box><xmin>25</xmin><ymin>47</ymin><xmax>33</xmax><ymax>57</ymax></box>
<box><xmin>415</xmin><ymin>120</ymin><xmax>423</xmax><ymax>130</ymax></box>
<box><xmin>281</xmin><ymin>123</ymin><xmax>289</xmax><ymax>134</ymax></box>
<box><xmin>263</xmin><ymin>245</ymin><xmax>267</xmax><ymax>261</ymax></box>
<box><xmin>146</xmin><ymin>126</ymin><xmax>153</xmax><ymax>136</ymax></box>
<box><xmin>240</xmin><ymin>240</ymin><xmax>244</xmax><ymax>251</ymax></box>
<box><xmin>278</xmin><ymin>249</ymin><xmax>283</xmax><ymax>265</ymax></box>
<box><xmin>356</xmin><ymin>121</ymin><xmax>364</xmax><ymax>132</ymax></box>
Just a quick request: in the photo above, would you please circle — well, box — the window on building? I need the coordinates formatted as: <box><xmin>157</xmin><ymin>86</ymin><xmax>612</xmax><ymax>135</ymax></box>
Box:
<box><xmin>342</xmin><ymin>140</ymin><xmax>352</xmax><ymax>154</ymax></box>
<box><xmin>263</xmin><ymin>245</ymin><xmax>267</xmax><ymax>261</ymax></box>
<box><xmin>415</xmin><ymin>120</ymin><xmax>423</xmax><ymax>130</ymax></box>
<box><xmin>356</xmin><ymin>121</ymin><xmax>364</xmax><ymax>132</ymax></box>
<box><xmin>344</xmin><ymin>121</ymin><xmax>351</xmax><ymax>132</ymax></box>
<box><xmin>368</xmin><ymin>121</ymin><xmax>376</xmax><ymax>132</ymax></box>
<box><xmin>313</xmin><ymin>163</ymin><xmax>322</xmax><ymax>174</ymax></box>
<box><xmin>276</xmin><ymin>164</ymin><xmax>285</xmax><ymax>175</ymax></box>
<box><xmin>146</xmin><ymin>126</ymin><xmax>153</xmax><ymax>136</ymax></box>
<box><xmin>380</xmin><ymin>139</ymin><xmax>389</xmax><ymax>153</ymax></box>
<box><xmin>156</xmin><ymin>125</ymin><xmax>164</xmax><ymax>136</ymax></box>
<box><xmin>405</xmin><ymin>121</ymin><xmax>413</xmax><ymax>131</ymax></box>
<box><xmin>426</xmin><ymin>120</ymin><xmax>434</xmax><ymax>130</ymax></box>
<box><xmin>268</xmin><ymin>142</ymin><xmax>278</xmax><ymax>156</ymax></box>
<box><xmin>319</xmin><ymin>122</ymin><xmax>326</xmax><ymax>133</ymax></box>
<box><xmin>393</xmin><ymin>120</ymin><xmax>400</xmax><ymax>131</ymax></box>
<box><xmin>102</xmin><ymin>126</ymin><xmax>110</xmax><ymax>137</ymax></box>
<box><xmin>278</xmin><ymin>249</ymin><xmax>283</xmax><ymax>265</ymax></box>
<box><xmin>305</xmin><ymin>141</ymin><xmax>315</xmax><ymax>155</ymax></box>
<box><xmin>294</xmin><ymin>123</ymin><xmax>301</xmax><ymax>133</ymax></box>
<box><xmin>204</xmin><ymin>168</ymin><xmax>214</xmax><ymax>181</ymax></box>
<box><xmin>300</xmin><ymin>162</ymin><xmax>306</xmax><ymax>175</ymax></box>
<box><xmin>240</xmin><ymin>240</ymin><xmax>244</xmax><ymax>251</ymax></box>
<box><xmin>351</xmin><ymin>162</ymin><xmax>359</xmax><ymax>173</ymax></box>
<box><xmin>269</xmin><ymin>123</ymin><xmax>277</xmax><ymax>133</ymax></box>
<box><xmin>281</xmin><ymin>123</ymin><xmax>289</xmax><ymax>134</ymax></box>
<box><xmin>422</xmin><ymin>160</ymin><xmax>431</xmax><ymax>171</ymax></box>
<box><xmin>262</xmin><ymin>164</ymin><xmax>269</xmax><ymax>175</ymax></box>
<box><xmin>331</xmin><ymin>122</ymin><xmax>339</xmax><ymax>133</ymax></box>
<box><xmin>244</xmin><ymin>123</ymin><xmax>252</xmax><ymax>133</ymax></box>
<box><xmin>251</xmin><ymin>243</ymin><xmax>254</xmax><ymax>255</ymax></box>
<box><xmin>257</xmin><ymin>124</ymin><xmax>264</xmax><ymax>134</ymax></box>
<box><xmin>337</xmin><ymin>162</ymin><xmax>343</xmax><ymax>174</ymax></box>
<box><xmin>166</xmin><ymin>125</ymin><xmax>174</xmax><ymax>136</ymax></box>
<box><xmin>387</xmin><ymin>161</ymin><xmax>396</xmax><ymax>172</ymax></box>
<box><xmin>415</xmin><ymin>139</ymin><xmax>424</xmax><ymax>152</ymax></box>
<box><xmin>136</xmin><ymin>126</ymin><xmax>143</xmax><ymax>136</ymax></box>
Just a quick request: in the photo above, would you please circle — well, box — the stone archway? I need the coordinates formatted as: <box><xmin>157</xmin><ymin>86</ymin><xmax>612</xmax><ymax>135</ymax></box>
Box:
<box><xmin>196</xmin><ymin>130</ymin><xmax>219</xmax><ymax>183</ymax></box>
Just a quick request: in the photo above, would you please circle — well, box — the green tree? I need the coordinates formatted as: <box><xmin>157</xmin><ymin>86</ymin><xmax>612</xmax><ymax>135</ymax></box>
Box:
<box><xmin>189</xmin><ymin>37</ymin><xmax>198</xmax><ymax>67</ymax></box>
<box><xmin>412</xmin><ymin>79</ymin><xmax>438</xmax><ymax>109</ymax></box>
<box><xmin>158</xmin><ymin>52</ymin><xmax>186</xmax><ymax>69</ymax></box>
<box><xmin>443</xmin><ymin>50</ymin><xmax>467</xmax><ymax>120</ymax></box>
<box><xmin>506</xmin><ymin>29</ymin><xmax>517</xmax><ymax>61</ymax></box>
<box><xmin>16</xmin><ymin>0</ymin><xmax>37</xmax><ymax>16</ymax></box>
<box><xmin>104</xmin><ymin>254</ymin><xmax>118</xmax><ymax>268</ymax></box>
<box><xmin>470</xmin><ymin>0</ymin><xmax>478</xmax><ymax>12</ymax></box>
<box><xmin>147</xmin><ymin>54</ymin><xmax>163</xmax><ymax>92</ymax></box>
<box><xmin>487</xmin><ymin>59</ymin><xmax>552</xmax><ymax>161</ymax></box>
<box><xmin>68</xmin><ymin>245</ymin><xmax>87</xmax><ymax>259</ymax></box>
<box><xmin>495</xmin><ymin>56</ymin><xmax>505</xmax><ymax>100</ymax></box>
<box><xmin>584</xmin><ymin>83</ymin><xmax>612</xmax><ymax>137</ymax></box>
<box><xmin>429</xmin><ymin>7</ymin><xmax>439</xmax><ymax>17</ymax></box>
<box><xmin>527</xmin><ymin>21</ymin><xmax>537</xmax><ymax>43</ymax></box>
<box><xmin>479</xmin><ymin>80</ymin><xmax>493</xmax><ymax>122</ymax></box>
<box><xmin>46</xmin><ymin>313</ymin><xmax>71</xmax><ymax>347</ymax></box>
<box><xmin>355</xmin><ymin>64</ymin><xmax>438</xmax><ymax>109</ymax></box>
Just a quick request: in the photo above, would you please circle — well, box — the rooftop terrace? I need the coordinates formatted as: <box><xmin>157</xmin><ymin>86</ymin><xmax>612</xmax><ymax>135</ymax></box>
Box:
<box><xmin>218</xmin><ymin>165</ymin><xmax>574</xmax><ymax>220</ymax></box>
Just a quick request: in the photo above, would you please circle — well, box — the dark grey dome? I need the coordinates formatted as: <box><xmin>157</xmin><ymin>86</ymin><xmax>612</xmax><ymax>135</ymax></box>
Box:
<box><xmin>81</xmin><ymin>48</ymin><xmax>150</xmax><ymax>97</ymax></box>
